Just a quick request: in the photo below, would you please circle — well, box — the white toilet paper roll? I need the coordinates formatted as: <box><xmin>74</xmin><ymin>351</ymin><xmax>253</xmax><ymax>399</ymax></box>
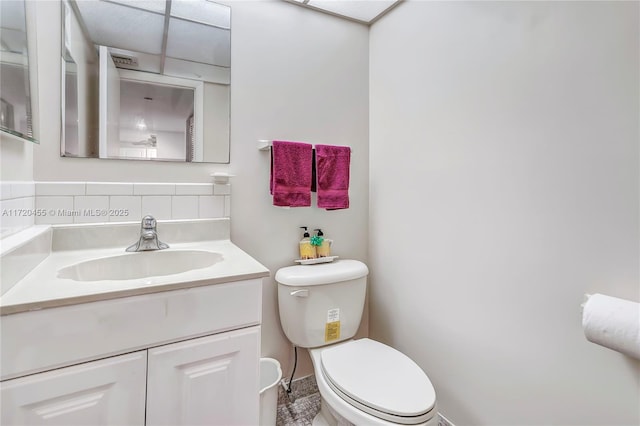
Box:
<box><xmin>582</xmin><ymin>293</ymin><xmax>640</xmax><ymax>360</ymax></box>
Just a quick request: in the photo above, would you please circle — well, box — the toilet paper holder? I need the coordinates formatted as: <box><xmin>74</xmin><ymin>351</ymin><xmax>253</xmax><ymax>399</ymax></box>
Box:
<box><xmin>580</xmin><ymin>293</ymin><xmax>592</xmax><ymax>312</ymax></box>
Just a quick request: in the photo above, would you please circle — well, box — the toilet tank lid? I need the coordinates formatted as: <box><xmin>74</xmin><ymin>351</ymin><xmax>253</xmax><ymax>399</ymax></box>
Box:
<box><xmin>276</xmin><ymin>259</ymin><xmax>368</xmax><ymax>286</ymax></box>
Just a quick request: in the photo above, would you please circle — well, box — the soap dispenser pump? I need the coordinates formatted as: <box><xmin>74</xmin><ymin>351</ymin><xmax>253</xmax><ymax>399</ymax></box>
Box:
<box><xmin>313</xmin><ymin>228</ymin><xmax>332</xmax><ymax>258</ymax></box>
<box><xmin>299</xmin><ymin>227</ymin><xmax>316</xmax><ymax>260</ymax></box>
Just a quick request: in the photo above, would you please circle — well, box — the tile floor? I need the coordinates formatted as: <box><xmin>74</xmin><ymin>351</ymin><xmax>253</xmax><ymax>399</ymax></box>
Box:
<box><xmin>274</xmin><ymin>374</ymin><xmax>452</xmax><ymax>426</ymax></box>
<box><xmin>276</xmin><ymin>375</ymin><xmax>321</xmax><ymax>426</ymax></box>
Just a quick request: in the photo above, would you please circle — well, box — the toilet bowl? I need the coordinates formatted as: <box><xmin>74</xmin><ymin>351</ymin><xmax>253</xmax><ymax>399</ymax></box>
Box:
<box><xmin>276</xmin><ymin>260</ymin><xmax>438</xmax><ymax>426</ymax></box>
<box><xmin>309</xmin><ymin>339</ymin><xmax>437</xmax><ymax>426</ymax></box>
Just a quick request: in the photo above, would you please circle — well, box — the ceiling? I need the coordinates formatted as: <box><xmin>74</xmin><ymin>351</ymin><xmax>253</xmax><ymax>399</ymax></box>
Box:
<box><xmin>283</xmin><ymin>0</ymin><xmax>402</xmax><ymax>25</ymax></box>
<box><xmin>72</xmin><ymin>0</ymin><xmax>231</xmax><ymax>77</ymax></box>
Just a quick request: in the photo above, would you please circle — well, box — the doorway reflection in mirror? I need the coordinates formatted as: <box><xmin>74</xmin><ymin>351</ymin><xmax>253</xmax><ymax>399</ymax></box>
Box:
<box><xmin>117</xmin><ymin>80</ymin><xmax>194</xmax><ymax>161</ymax></box>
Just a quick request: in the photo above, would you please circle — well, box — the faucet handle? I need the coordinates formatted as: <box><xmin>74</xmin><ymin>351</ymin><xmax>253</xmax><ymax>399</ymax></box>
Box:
<box><xmin>141</xmin><ymin>215</ymin><xmax>157</xmax><ymax>230</ymax></box>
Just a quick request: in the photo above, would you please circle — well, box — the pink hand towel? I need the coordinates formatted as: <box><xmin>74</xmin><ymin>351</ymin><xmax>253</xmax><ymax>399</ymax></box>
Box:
<box><xmin>315</xmin><ymin>144</ymin><xmax>351</xmax><ymax>210</ymax></box>
<box><xmin>270</xmin><ymin>140</ymin><xmax>313</xmax><ymax>207</ymax></box>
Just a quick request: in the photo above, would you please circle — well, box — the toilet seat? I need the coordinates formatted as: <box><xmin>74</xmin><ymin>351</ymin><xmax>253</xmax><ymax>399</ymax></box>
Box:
<box><xmin>320</xmin><ymin>339</ymin><xmax>436</xmax><ymax>425</ymax></box>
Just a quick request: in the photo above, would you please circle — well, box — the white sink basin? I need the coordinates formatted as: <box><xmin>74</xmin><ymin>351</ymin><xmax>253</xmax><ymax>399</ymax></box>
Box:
<box><xmin>57</xmin><ymin>250</ymin><xmax>223</xmax><ymax>281</ymax></box>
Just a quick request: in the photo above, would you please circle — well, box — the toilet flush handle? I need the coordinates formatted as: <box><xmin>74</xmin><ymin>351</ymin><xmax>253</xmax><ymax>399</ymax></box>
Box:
<box><xmin>290</xmin><ymin>289</ymin><xmax>309</xmax><ymax>298</ymax></box>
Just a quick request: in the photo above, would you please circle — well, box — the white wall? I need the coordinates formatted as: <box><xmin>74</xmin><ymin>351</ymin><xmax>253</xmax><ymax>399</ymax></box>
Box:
<box><xmin>369</xmin><ymin>2</ymin><xmax>639</xmax><ymax>425</ymax></box>
<box><xmin>0</xmin><ymin>135</ymin><xmax>36</xmax><ymax>237</ymax></box>
<box><xmin>229</xmin><ymin>1</ymin><xmax>369</xmax><ymax>378</ymax></box>
<box><xmin>0</xmin><ymin>134</ymin><xmax>33</xmax><ymax>182</ymax></box>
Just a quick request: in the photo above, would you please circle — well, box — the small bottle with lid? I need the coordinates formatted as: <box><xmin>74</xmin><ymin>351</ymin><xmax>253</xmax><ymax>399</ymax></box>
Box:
<box><xmin>313</xmin><ymin>228</ymin><xmax>332</xmax><ymax>258</ymax></box>
<box><xmin>299</xmin><ymin>227</ymin><xmax>316</xmax><ymax>260</ymax></box>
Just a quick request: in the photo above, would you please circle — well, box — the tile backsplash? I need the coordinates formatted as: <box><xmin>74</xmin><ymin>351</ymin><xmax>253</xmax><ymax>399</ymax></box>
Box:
<box><xmin>1</xmin><ymin>181</ymin><xmax>229</xmax><ymax>239</ymax></box>
<box><xmin>0</xmin><ymin>182</ymin><xmax>36</xmax><ymax>238</ymax></box>
<box><xmin>30</xmin><ymin>182</ymin><xmax>230</xmax><ymax>226</ymax></box>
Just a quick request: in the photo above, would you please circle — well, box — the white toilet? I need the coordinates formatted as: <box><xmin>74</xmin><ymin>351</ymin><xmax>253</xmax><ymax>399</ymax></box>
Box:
<box><xmin>276</xmin><ymin>259</ymin><xmax>438</xmax><ymax>426</ymax></box>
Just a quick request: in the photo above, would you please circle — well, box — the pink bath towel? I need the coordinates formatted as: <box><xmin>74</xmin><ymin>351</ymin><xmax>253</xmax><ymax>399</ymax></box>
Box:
<box><xmin>315</xmin><ymin>144</ymin><xmax>351</xmax><ymax>210</ymax></box>
<box><xmin>270</xmin><ymin>141</ymin><xmax>313</xmax><ymax>207</ymax></box>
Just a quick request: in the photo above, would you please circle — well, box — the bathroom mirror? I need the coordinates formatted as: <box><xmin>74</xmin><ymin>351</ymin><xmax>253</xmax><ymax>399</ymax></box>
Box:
<box><xmin>1</xmin><ymin>0</ymin><xmax>38</xmax><ymax>143</ymax></box>
<box><xmin>61</xmin><ymin>0</ymin><xmax>230</xmax><ymax>163</ymax></box>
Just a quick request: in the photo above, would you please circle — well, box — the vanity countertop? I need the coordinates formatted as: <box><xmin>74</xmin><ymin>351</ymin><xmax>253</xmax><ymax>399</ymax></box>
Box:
<box><xmin>0</xmin><ymin>239</ymin><xmax>270</xmax><ymax>316</ymax></box>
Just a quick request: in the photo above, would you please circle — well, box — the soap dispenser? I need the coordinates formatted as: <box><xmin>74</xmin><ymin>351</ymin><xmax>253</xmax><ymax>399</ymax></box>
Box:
<box><xmin>299</xmin><ymin>227</ymin><xmax>316</xmax><ymax>260</ymax></box>
<box><xmin>313</xmin><ymin>228</ymin><xmax>332</xmax><ymax>258</ymax></box>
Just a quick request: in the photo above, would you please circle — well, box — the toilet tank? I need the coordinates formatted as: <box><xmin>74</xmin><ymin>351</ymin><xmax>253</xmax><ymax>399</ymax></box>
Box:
<box><xmin>276</xmin><ymin>260</ymin><xmax>369</xmax><ymax>348</ymax></box>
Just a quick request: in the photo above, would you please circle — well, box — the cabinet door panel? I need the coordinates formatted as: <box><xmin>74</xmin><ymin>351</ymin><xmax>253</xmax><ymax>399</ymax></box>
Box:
<box><xmin>147</xmin><ymin>327</ymin><xmax>260</xmax><ymax>426</ymax></box>
<box><xmin>1</xmin><ymin>351</ymin><xmax>146</xmax><ymax>426</ymax></box>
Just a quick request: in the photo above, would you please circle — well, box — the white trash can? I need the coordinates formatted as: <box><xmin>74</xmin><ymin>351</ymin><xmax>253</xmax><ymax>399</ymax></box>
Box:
<box><xmin>259</xmin><ymin>358</ymin><xmax>282</xmax><ymax>426</ymax></box>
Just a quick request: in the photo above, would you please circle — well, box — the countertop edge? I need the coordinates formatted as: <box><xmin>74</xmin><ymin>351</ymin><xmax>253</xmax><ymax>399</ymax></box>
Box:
<box><xmin>0</xmin><ymin>270</ymin><xmax>270</xmax><ymax>316</ymax></box>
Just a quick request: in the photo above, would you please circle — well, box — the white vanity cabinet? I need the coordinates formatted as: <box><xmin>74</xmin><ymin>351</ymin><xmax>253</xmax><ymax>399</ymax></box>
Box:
<box><xmin>147</xmin><ymin>327</ymin><xmax>260</xmax><ymax>425</ymax></box>
<box><xmin>1</xmin><ymin>351</ymin><xmax>147</xmax><ymax>426</ymax></box>
<box><xmin>1</xmin><ymin>278</ymin><xmax>264</xmax><ymax>426</ymax></box>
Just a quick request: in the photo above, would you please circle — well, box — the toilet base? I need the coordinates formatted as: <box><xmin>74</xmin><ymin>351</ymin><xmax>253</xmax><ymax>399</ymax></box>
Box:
<box><xmin>313</xmin><ymin>399</ymin><xmax>354</xmax><ymax>426</ymax></box>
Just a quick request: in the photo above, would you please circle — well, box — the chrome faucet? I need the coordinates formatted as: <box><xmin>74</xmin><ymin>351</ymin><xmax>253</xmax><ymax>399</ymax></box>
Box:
<box><xmin>126</xmin><ymin>215</ymin><xmax>169</xmax><ymax>252</ymax></box>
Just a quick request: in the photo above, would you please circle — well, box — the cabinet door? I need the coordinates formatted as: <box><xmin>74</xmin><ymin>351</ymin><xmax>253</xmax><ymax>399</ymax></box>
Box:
<box><xmin>1</xmin><ymin>351</ymin><xmax>146</xmax><ymax>426</ymax></box>
<box><xmin>146</xmin><ymin>326</ymin><xmax>260</xmax><ymax>426</ymax></box>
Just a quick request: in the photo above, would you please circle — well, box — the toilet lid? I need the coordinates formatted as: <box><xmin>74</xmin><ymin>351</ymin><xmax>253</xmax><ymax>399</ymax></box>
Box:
<box><xmin>320</xmin><ymin>339</ymin><xmax>436</xmax><ymax>424</ymax></box>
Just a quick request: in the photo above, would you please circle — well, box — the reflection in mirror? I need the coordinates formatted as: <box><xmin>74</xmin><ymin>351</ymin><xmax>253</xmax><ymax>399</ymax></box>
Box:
<box><xmin>116</xmin><ymin>78</ymin><xmax>194</xmax><ymax>161</ymax></box>
<box><xmin>61</xmin><ymin>0</ymin><xmax>230</xmax><ymax>163</ymax></box>
<box><xmin>62</xmin><ymin>49</ymin><xmax>84</xmax><ymax>156</ymax></box>
<box><xmin>61</xmin><ymin>1</ymin><xmax>100</xmax><ymax>158</ymax></box>
<box><xmin>0</xmin><ymin>0</ymin><xmax>37</xmax><ymax>143</ymax></box>
<box><xmin>106</xmin><ymin>72</ymin><xmax>196</xmax><ymax>161</ymax></box>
